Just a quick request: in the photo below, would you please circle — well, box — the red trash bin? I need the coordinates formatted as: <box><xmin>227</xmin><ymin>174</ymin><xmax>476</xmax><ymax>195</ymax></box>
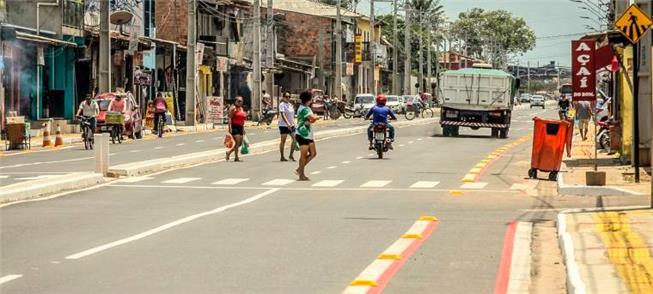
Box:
<box><xmin>528</xmin><ymin>117</ymin><xmax>571</xmax><ymax>180</ymax></box>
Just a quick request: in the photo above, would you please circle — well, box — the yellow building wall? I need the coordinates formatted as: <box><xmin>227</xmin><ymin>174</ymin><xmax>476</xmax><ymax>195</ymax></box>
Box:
<box><xmin>619</xmin><ymin>47</ymin><xmax>633</xmax><ymax>159</ymax></box>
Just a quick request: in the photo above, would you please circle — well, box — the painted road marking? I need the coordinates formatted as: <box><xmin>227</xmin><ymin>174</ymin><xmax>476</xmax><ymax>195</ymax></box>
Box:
<box><xmin>0</xmin><ymin>274</ymin><xmax>23</xmax><ymax>285</ymax></box>
<box><xmin>342</xmin><ymin>161</ymin><xmax>351</xmax><ymax>164</ymax></box>
<box><xmin>469</xmin><ymin>167</ymin><xmax>483</xmax><ymax>174</ymax></box>
<box><xmin>118</xmin><ymin>176</ymin><xmax>154</xmax><ymax>183</ymax></box>
<box><xmin>161</xmin><ymin>177</ymin><xmax>201</xmax><ymax>184</ymax></box>
<box><xmin>262</xmin><ymin>179</ymin><xmax>295</xmax><ymax>186</ymax></box>
<box><xmin>0</xmin><ymin>156</ymin><xmax>92</xmax><ymax>170</ymax></box>
<box><xmin>506</xmin><ymin>222</ymin><xmax>533</xmax><ymax>294</ymax></box>
<box><xmin>129</xmin><ymin>150</ymin><xmax>141</xmax><ymax>153</ymax></box>
<box><xmin>355</xmin><ymin>156</ymin><xmax>364</xmax><ymax>160</ymax></box>
<box><xmin>460</xmin><ymin>182</ymin><xmax>488</xmax><ymax>189</ymax></box>
<box><xmin>65</xmin><ymin>189</ymin><xmax>280</xmax><ymax>260</ymax></box>
<box><xmin>312</xmin><ymin>180</ymin><xmax>344</xmax><ymax>187</ymax></box>
<box><xmin>16</xmin><ymin>175</ymin><xmax>59</xmax><ymax>181</ymax></box>
<box><xmin>212</xmin><ymin>178</ymin><xmax>249</xmax><ymax>185</ymax></box>
<box><xmin>494</xmin><ymin>221</ymin><xmax>518</xmax><ymax>294</ymax></box>
<box><xmin>462</xmin><ymin>174</ymin><xmax>476</xmax><ymax>182</ymax></box>
<box><xmin>360</xmin><ymin>180</ymin><xmax>391</xmax><ymax>188</ymax></box>
<box><xmin>0</xmin><ymin>175</ymin><xmax>8</xmax><ymax>179</ymax></box>
<box><xmin>399</xmin><ymin>144</ymin><xmax>405</xmax><ymax>147</ymax></box>
<box><xmin>327</xmin><ymin>166</ymin><xmax>338</xmax><ymax>169</ymax></box>
<box><xmin>175</xmin><ymin>143</ymin><xmax>185</xmax><ymax>146</ymax></box>
<box><xmin>408</xmin><ymin>141</ymin><xmax>414</xmax><ymax>144</ymax></box>
<box><xmin>344</xmin><ymin>216</ymin><xmax>439</xmax><ymax>293</ymax></box>
<box><xmin>449</xmin><ymin>190</ymin><xmax>464</xmax><ymax>196</ymax></box>
<box><xmin>417</xmin><ymin>138</ymin><xmax>423</xmax><ymax>141</ymax></box>
<box><xmin>195</xmin><ymin>140</ymin><xmax>205</xmax><ymax>143</ymax></box>
<box><xmin>311</xmin><ymin>171</ymin><xmax>322</xmax><ymax>175</ymax></box>
<box><xmin>410</xmin><ymin>181</ymin><xmax>440</xmax><ymax>188</ymax></box>
<box><xmin>154</xmin><ymin>146</ymin><xmax>164</xmax><ymax>150</ymax></box>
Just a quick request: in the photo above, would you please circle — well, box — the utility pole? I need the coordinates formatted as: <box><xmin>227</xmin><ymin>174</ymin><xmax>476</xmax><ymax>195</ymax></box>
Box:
<box><xmin>266</xmin><ymin>0</ymin><xmax>274</xmax><ymax>100</ymax></box>
<box><xmin>185</xmin><ymin>0</ymin><xmax>197</xmax><ymax>125</ymax></box>
<box><xmin>392</xmin><ymin>0</ymin><xmax>398</xmax><ymax>95</ymax></box>
<box><xmin>418</xmin><ymin>12</ymin><xmax>424</xmax><ymax>92</ymax></box>
<box><xmin>99</xmin><ymin>0</ymin><xmax>111</xmax><ymax>92</ymax></box>
<box><xmin>426</xmin><ymin>25</ymin><xmax>432</xmax><ymax>94</ymax></box>
<box><xmin>527</xmin><ymin>60</ymin><xmax>531</xmax><ymax>94</ymax></box>
<box><xmin>369</xmin><ymin>0</ymin><xmax>376</xmax><ymax>93</ymax></box>
<box><xmin>252</xmin><ymin>0</ymin><xmax>262</xmax><ymax>117</ymax></box>
<box><xmin>335</xmin><ymin>0</ymin><xmax>343</xmax><ymax>101</ymax></box>
<box><xmin>403</xmin><ymin>2</ymin><xmax>411</xmax><ymax>94</ymax></box>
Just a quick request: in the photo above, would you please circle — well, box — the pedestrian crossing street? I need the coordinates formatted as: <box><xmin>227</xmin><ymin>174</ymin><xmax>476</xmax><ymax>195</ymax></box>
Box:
<box><xmin>116</xmin><ymin>176</ymin><xmax>514</xmax><ymax>190</ymax></box>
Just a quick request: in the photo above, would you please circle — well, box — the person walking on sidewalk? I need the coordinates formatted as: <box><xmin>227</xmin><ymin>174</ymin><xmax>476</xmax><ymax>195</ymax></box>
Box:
<box><xmin>279</xmin><ymin>92</ymin><xmax>296</xmax><ymax>162</ymax></box>
<box><xmin>296</xmin><ymin>91</ymin><xmax>319</xmax><ymax>181</ymax></box>
<box><xmin>575</xmin><ymin>100</ymin><xmax>593</xmax><ymax>141</ymax></box>
<box><xmin>227</xmin><ymin>96</ymin><xmax>247</xmax><ymax>162</ymax></box>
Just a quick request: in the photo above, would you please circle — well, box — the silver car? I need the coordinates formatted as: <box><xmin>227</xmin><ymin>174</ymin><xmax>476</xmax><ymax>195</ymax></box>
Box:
<box><xmin>530</xmin><ymin>95</ymin><xmax>545</xmax><ymax>108</ymax></box>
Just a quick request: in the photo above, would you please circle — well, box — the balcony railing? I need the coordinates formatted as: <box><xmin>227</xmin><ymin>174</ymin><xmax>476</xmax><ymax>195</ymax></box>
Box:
<box><xmin>63</xmin><ymin>0</ymin><xmax>84</xmax><ymax>29</ymax></box>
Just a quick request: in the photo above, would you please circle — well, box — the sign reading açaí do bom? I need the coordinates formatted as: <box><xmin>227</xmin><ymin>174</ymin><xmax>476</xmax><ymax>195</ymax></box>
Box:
<box><xmin>206</xmin><ymin>96</ymin><xmax>224</xmax><ymax>124</ymax></box>
<box><xmin>571</xmin><ymin>40</ymin><xmax>596</xmax><ymax>102</ymax></box>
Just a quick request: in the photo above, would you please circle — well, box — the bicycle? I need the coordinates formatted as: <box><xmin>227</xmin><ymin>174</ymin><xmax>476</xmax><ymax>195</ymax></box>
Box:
<box><xmin>106</xmin><ymin>111</ymin><xmax>124</xmax><ymax>144</ymax></box>
<box><xmin>78</xmin><ymin>116</ymin><xmax>94</xmax><ymax>150</ymax></box>
<box><xmin>404</xmin><ymin>102</ymin><xmax>434</xmax><ymax>120</ymax></box>
<box><xmin>157</xmin><ymin>114</ymin><xmax>165</xmax><ymax>138</ymax></box>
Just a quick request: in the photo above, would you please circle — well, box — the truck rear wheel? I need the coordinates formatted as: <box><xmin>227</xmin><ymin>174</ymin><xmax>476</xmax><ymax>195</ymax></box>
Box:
<box><xmin>491</xmin><ymin>128</ymin><xmax>499</xmax><ymax>138</ymax></box>
<box><xmin>499</xmin><ymin>128</ymin><xmax>509</xmax><ymax>139</ymax></box>
<box><xmin>451</xmin><ymin>126</ymin><xmax>459</xmax><ymax>137</ymax></box>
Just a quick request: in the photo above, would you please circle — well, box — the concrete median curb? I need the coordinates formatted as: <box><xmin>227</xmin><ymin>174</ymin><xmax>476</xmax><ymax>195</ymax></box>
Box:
<box><xmin>0</xmin><ymin>172</ymin><xmax>106</xmax><ymax>204</ymax></box>
<box><xmin>557</xmin><ymin>211</ymin><xmax>587</xmax><ymax>294</ymax></box>
<box><xmin>556</xmin><ymin>163</ymin><xmax>643</xmax><ymax>196</ymax></box>
<box><xmin>109</xmin><ymin>118</ymin><xmax>437</xmax><ymax>178</ymax></box>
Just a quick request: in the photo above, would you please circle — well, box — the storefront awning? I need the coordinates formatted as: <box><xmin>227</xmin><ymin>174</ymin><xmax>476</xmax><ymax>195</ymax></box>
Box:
<box><xmin>15</xmin><ymin>31</ymin><xmax>79</xmax><ymax>47</ymax></box>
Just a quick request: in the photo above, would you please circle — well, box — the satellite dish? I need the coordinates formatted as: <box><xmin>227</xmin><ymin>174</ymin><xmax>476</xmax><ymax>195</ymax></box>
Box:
<box><xmin>110</xmin><ymin>10</ymin><xmax>133</xmax><ymax>25</ymax></box>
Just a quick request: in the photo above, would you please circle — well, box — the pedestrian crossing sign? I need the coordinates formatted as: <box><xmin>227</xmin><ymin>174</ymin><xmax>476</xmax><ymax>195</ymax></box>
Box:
<box><xmin>615</xmin><ymin>4</ymin><xmax>653</xmax><ymax>44</ymax></box>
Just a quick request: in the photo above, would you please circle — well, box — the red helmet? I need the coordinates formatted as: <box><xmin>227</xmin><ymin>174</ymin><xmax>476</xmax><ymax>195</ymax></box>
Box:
<box><xmin>376</xmin><ymin>94</ymin><xmax>387</xmax><ymax>105</ymax></box>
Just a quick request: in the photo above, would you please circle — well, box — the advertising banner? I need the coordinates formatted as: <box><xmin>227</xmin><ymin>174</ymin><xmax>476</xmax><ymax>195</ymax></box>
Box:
<box><xmin>206</xmin><ymin>96</ymin><xmax>224</xmax><ymax>124</ymax></box>
<box><xmin>571</xmin><ymin>40</ymin><xmax>596</xmax><ymax>101</ymax></box>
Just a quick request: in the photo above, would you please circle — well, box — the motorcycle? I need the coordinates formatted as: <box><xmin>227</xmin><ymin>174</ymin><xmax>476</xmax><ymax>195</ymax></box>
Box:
<box><xmin>370</xmin><ymin>123</ymin><xmax>392</xmax><ymax>159</ymax></box>
<box><xmin>596</xmin><ymin>119</ymin><xmax>610</xmax><ymax>151</ymax></box>
<box><xmin>323</xmin><ymin>98</ymin><xmax>341</xmax><ymax>120</ymax></box>
<box><xmin>257</xmin><ymin>107</ymin><xmax>277</xmax><ymax>126</ymax></box>
<box><xmin>343</xmin><ymin>103</ymin><xmax>366</xmax><ymax>119</ymax></box>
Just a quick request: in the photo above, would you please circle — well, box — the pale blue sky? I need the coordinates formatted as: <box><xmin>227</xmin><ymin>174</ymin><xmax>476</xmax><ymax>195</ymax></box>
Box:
<box><xmin>355</xmin><ymin>0</ymin><xmax>596</xmax><ymax>67</ymax></box>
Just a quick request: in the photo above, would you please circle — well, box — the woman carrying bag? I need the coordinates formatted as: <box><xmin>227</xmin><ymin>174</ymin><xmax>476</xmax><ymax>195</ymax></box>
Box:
<box><xmin>226</xmin><ymin>97</ymin><xmax>247</xmax><ymax>162</ymax></box>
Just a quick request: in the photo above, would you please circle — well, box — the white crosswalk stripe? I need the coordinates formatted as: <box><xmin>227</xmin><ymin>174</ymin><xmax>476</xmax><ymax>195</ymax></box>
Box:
<box><xmin>460</xmin><ymin>182</ymin><xmax>488</xmax><ymax>189</ymax></box>
<box><xmin>0</xmin><ymin>175</ymin><xmax>9</xmax><ymax>179</ymax></box>
<box><xmin>161</xmin><ymin>177</ymin><xmax>201</xmax><ymax>184</ymax></box>
<box><xmin>312</xmin><ymin>180</ymin><xmax>344</xmax><ymax>187</ymax></box>
<box><xmin>212</xmin><ymin>178</ymin><xmax>249</xmax><ymax>185</ymax></box>
<box><xmin>410</xmin><ymin>181</ymin><xmax>440</xmax><ymax>188</ymax></box>
<box><xmin>154</xmin><ymin>146</ymin><xmax>164</xmax><ymax>150</ymax></box>
<box><xmin>360</xmin><ymin>180</ymin><xmax>391</xmax><ymax>188</ymax></box>
<box><xmin>118</xmin><ymin>176</ymin><xmax>154</xmax><ymax>183</ymax></box>
<box><xmin>262</xmin><ymin>179</ymin><xmax>295</xmax><ymax>186</ymax></box>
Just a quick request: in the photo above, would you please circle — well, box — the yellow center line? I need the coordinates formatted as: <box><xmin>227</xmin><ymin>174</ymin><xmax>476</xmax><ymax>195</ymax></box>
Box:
<box><xmin>594</xmin><ymin>212</ymin><xmax>653</xmax><ymax>293</ymax></box>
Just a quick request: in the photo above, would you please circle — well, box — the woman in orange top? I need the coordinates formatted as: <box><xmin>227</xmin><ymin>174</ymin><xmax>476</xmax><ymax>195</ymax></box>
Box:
<box><xmin>226</xmin><ymin>96</ymin><xmax>247</xmax><ymax>162</ymax></box>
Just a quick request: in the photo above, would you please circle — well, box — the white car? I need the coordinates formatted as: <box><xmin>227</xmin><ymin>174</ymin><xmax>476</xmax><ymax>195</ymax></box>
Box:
<box><xmin>530</xmin><ymin>95</ymin><xmax>545</xmax><ymax>108</ymax></box>
<box><xmin>386</xmin><ymin>95</ymin><xmax>401</xmax><ymax>113</ymax></box>
<box><xmin>353</xmin><ymin>94</ymin><xmax>376</xmax><ymax>112</ymax></box>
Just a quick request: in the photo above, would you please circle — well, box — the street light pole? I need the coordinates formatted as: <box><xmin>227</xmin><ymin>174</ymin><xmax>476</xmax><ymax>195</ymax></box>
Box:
<box><xmin>369</xmin><ymin>0</ymin><xmax>376</xmax><ymax>94</ymax></box>
<box><xmin>99</xmin><ymin>0</ymin><xmax>111</xmax><ymax>93</ymax></box>
<box><xmin>252</xmin><ymin>0</ymin><xmax>262</xmax><ymax>117</ymax></box>
<box><xmin>403</xmin><ymin>2</ymin><xmax>411</xmax><ymax>94</ymax></box>
<box><xmin>392</xmin><ymin>0</ymin><xmax>398</xmax><ymax>95</ymax></box>
<box><xmin>185</xmin><ymin>0</ymin><xmax>197</xmax><ymax>125</ymax></box>
<box><xmin>335</xmin><ymin>0</ymin><xmax>343</xmax><ymax>101</ymax></box>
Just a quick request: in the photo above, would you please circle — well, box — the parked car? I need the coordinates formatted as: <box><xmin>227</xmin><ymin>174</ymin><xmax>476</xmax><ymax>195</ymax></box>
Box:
<box><xmin>386</xmin><ymin>95</ymin><xmax>401</xmax><ymax>113</ymax></box>
<box><xmin>530</xmin><ymin>95</ymin><xmax>545</xmax><ymax>108</ymax></box>
<box><xmin>519</xmin><ymin>93</ymin><xmax>531</xmax><ymax>103</ymax></box>
<box><xmin>95</xmin><ymin>92</ymin><xmax>143</xmax><ymax>139</ymax></box>
<box><xmin>353</xmin><ymin>94</ymin><xmax>376</xmax><ymax>113</ymax></box>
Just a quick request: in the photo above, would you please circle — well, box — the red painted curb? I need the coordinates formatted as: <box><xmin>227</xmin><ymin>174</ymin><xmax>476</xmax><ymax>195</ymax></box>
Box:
<box><xmin>494</xmin><ymin>220</ymin><xmax>518</xmax><ymax>294</ymax></box>
<box><xmin>367</xmin><ymin>221</ymin><xmax>439</xmax><ymax>294</ymax></box>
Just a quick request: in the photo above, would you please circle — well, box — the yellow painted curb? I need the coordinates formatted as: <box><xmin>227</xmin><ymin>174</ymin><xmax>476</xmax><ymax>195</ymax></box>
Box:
<box><xmin>469</xmin><ymin>167</ymin><xmax>482</xmax><ymax>174</ymax></box>
<box><xmin>418</xmin><ymin>216</ymin><xmax>438</xmax><ymax>221</ymax></box>
<box><xmin>475</xmin><ymin>163</ymin><xmax>487</xmax><ymax>169</ymax></box>
<box><xmin>462</xmin><ymin>174</ymin><xmax>476</xmax><ymax>182</ymax></box>
<box><xmin>402</xmin><ymin>233</ymin><xmax>423</xmax><ymax>239</ymax></box>
<box><xmin>481</xmin><ymin>159</ymin><xmax>491</xmax><ymax>163</ymax></box>
<box><xmin>378</xmin><ymin>254</ymin><xmax>401</xmax><ymax>260</ymax></box>
<box><xmin>350</xmin><ymin>280</ymin><xmax>378</xmax><ymax>287</ymax></box>
<box><xmin>487</xmin><ymin>155</ymin><xmax>497</xmax><ymax>159</ymax></box>
<box><xmin>449</xmin><ymin>190</ymin><xmax>464</xmax><ymax>196</ymax></box>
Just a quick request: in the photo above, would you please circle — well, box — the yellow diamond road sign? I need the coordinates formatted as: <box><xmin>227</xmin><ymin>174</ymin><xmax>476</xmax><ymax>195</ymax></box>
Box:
<box><xmin>615</xmin><ymin>4</ymin><xmax>653</xmax><ymax>44</ymax></box>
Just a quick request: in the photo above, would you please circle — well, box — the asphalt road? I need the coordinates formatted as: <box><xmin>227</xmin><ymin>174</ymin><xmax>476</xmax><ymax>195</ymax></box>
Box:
<box><xmin>0</xmin><ymin>118</ymin><xmax>376</xmax><ymax>187</ymax></box>
<box><xmin>1</xmin><ymin>107</ymin><xmax>555</xmax><ymax>293</ymax></box>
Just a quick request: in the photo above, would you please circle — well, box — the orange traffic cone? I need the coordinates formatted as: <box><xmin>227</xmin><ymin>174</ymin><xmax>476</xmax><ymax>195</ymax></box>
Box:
<box><xmin>54</xmin><ymin>124</ymin><xmax>64</xmax><ymax>147</ymax></box>
<box><xmin>42</xmin><ymin>123</ymin><xmax>52</xmax><ymax>147</ymax></box>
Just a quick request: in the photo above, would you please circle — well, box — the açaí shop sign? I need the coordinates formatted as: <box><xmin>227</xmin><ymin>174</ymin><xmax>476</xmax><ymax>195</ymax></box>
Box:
<box><xmin>571</xmin><ymin>40</ymin><xmax>596</xmax><ymax>101</ymax></box>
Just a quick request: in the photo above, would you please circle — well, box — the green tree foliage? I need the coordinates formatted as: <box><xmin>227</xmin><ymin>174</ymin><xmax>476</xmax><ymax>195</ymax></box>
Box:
<box><xmin>450</xmin><ymin>8</ymin><xmax>536</xmax><ymax>67</ymax></box>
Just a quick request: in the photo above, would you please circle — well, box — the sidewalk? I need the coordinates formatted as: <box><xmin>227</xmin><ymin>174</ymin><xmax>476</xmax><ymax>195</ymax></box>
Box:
<box><xmin>558</xmin><ymin>122</ymin><xmax>650</xmax><ymax>196</ymax></box>
<box><xmin>559</xmin><ymin>208</ymin><xmax>653</xmax><ymax>294</ymax></box>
